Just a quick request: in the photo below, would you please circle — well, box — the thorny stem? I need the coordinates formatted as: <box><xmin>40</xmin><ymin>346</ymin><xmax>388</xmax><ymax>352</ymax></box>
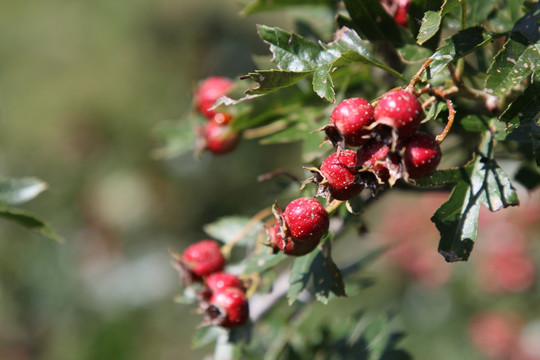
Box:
<box><xmin>221</xmin><ymin>207</ymin><xmax>273</xmax><ymax>258</ymax></box>
<box><xmin>417</xmin><ymin>86</ymin><xmax>456</xmax><ymax>144</ymax></box>
<box><xmin>406</xmin><ymin>58</ymin><xmax>433</xmax><ymax>92</ymax></box>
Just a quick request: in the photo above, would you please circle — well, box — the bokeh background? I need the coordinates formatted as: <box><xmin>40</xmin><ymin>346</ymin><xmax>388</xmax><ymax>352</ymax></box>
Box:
<box><xmin>0</xmin><ymin>1</ymin><xmax>539</xmax><ymax>360</ymax></box>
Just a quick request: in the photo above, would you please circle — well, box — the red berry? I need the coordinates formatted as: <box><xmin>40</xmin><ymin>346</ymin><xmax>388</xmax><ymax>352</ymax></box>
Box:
<box><xmin>195</xmin><ymin>76</ymin><xmax>234</xmax><ymax>118</ymax></box>
<box><xmin>204</xmin><ymin>118</ymin><xmax>239</xmax><ymax>155</ymax></box>
<box><xmin>206</xmin><ymin>272</ymin><xmax>245</xmax><ymax>294</ymax></box>
<box><xmin>320</xmin><ymin>150</ymin><xmax>364</xmax><ymax>200</ymax></box>
<box><xmin>181</xmin><ymin>240</ymin><xmax>225</xmax><ymax>281</ymax></box>
<box><xmin>374</xmin><ymin>90</ymin><xmax>423</xmax><ymax>139</ymax></box>
<box><xmin>356</xmin><ymin>140</ymin><xmax>393</xmax><ymax>183</ymax></box>
<box><xmin>283</xmin><ymin>197</ymin><xmax>329</xmax><ymax>243</ymax></box>
<box><xmin>330</xmin><ymin>98</ymin><xmax>375</xmax><ymax>147</ymax></box>
<box><xmin>268</xmin><ymin>223</ymin><xmax>319</xmax><ymax>256</ymax></box>
<box><xmin>394</xmin><ymin>0</ymin><xmax>410</xmax><ymax>27</ymax></box>
<box><xmin>207</xmin><ymin>287</ymin><xmax>249</xmax><ymax>328</ymax></box>
<box><xmin>402</xmin><ymin>133</ymin><xmax>442</xmax><ymax>179</ymax></box>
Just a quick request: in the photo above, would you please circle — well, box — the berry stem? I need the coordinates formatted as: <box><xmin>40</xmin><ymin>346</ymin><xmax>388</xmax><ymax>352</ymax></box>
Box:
<box><xmin>417</xmin><ymin>86</ymin><xmax>456</xmax><ymax>144</ymax></box>
<box><xmin>325</xmin><ymin>199</ymin><xmax>343</xmax><ymax>215</ymax></box>
<box><xmin>406</xmin><ymin>58</ymin><xmax>433</xmax><ymax>92</ymax></box>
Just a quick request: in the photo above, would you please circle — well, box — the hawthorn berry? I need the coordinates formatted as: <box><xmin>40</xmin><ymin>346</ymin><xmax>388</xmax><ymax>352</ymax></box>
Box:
<box><xmin>194</xmin><ymin>76</ymin><xmax>234</xmax><ymax>118</ymax></box>
<box><xmin>330</xmin><ymin>98</ymin><xmax>375</xmax><ymax>147</ymax></box>
<box><xmin>283</xmin><ymin>197</ymin><xmax>330</xmax><ymax>243</ymax></box>
<box><xmin>205</xmin><ymin>272</ymin><xmax>245</xmax><ymax>294</ymax></box>
<box><xmin>181</xmin><ymin>240</ymin><xmax>225</xmax><ymax>282</ymax></box>
<box><xmin>319</xmin><ymin>150</ymin><xmax>364</xmax><ymax>201</ymax></box>
<box><xmin>374</xmin><ymin>90</ymin><xmax>423</xmax><ymax>140</ymax></box>
<box><xmin>394</xmin><ymin>0</ymin><xmax>411</xmax><ymax>27</ymax></box>
<box><xmin>203</xmin><ymin>117</ymin><xmax>239</xmax><ymax>155</ymax></box>
<box><xmin>268</xmin><ymin>223</ymin><xmax>319</xmax><ymax>256</ymax></box>
<box><xmin>356</xmin><ymin>140</ymin><xmax>397</xmax><ymax>183</ymax></box>
<box><xmin>205</xmin><ymin>287</ymin><xmax>249</xmax><ymax>329</ymax></box>
<box><xmin>402</xmin><ymin>132</ymin><xmax>442</xmax><ymax>179</ymax></box>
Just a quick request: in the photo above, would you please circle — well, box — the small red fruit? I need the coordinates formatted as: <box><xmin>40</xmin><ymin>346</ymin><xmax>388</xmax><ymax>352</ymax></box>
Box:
<box><xmin>283</xmin><ymin>197</ymin><xmax>330</xmax><ymax>243</ymax></box>
<box><xmin>206</xmin><ymin>287</ymin><xmax>249</xmax><ymax>328</ymax></box>
<box><xmin>181</xmin><ymin>240</ymin><xmax>225</xmax><ymax>282</ymax></box>
<box><xmin>320</xmin><ymin>150</ymin><xmax>364</xmax><ymax>200</ymax></box>
<box><xmin>195</xmin><ymin>76</ymin><xmax>234</xmax><ymax>118</ymax></box>
<box><xmin>206</xmin><ymin>272</ymin><xmax>245</xmax><ymax>294</ymax></box>
<box><xmin>402</xmin><ymin>132</ymin><xmax>442</xmax><ymax>179</ymax></box>
<box><xmin>357</xmin><ymin>140</ymin><xmax>394</xmax><ymax>183</ymax></box>
<box><xmin>268</xmin><ymin>223</ymin><xmax>319</xmax><ymax>256</ymax></box>
<box><xmin>204</xmin><ymin>117</ymin><xmax>239</xmax><ymax>155</ymax></box>
<box><xmin>330</xmin><ymin>98</ymin><xmax>375</xmax><ymax>147</ymax></box>
<box><xmin>374</xmin><ymin>90</ymin><xmax>423</xmax><ymax>139</ymax></box>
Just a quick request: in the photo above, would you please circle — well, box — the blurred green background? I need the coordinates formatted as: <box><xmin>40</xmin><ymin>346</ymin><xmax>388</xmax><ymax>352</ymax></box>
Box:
<box><xmin>0</xmin><ymin>1</ymin><xmax>298</xmax><ymax>359</ymax></box>
<box><xmin>1</xmin><ymin>1</ymin><xmax>539</xmax><ymax>360</ymax></box>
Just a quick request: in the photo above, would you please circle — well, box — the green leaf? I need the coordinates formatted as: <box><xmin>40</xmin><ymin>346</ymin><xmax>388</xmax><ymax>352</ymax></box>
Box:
<box><xmin>425</xmin><ymin>27</ymin><xmax>492</xmax><ymax>79</ymax></box>
<box><xmin>412</xmin><ymin>167</ymin><xmax>468</xmax><ymax>188</ymax></box>
<box><xmin>343</xmin><ymin>0</ymin><xmax>404</xmax><ymax>46</ymax></box>
<box><xmin>240</xmin><ymin>0</ymin><xmax>335</xmax><ymax>15</ymax></box>
<box><xmin>433</xmin><ymin>132</ymin><xmax>519</xmax><ymax>262</ymax></box>
<box><xmin>192</xmin><ymin>326</ymin><xmax>222</xmax><ymax>349</ymax></box>
<box><xmin>485</xmin><ymin>38</ymin><xmax>540</xmax><ymax>96</ymax></box>
<box><xmin>243</xmin><ymin>250</ymin><xmax>287</xmax><ymax>275</ymax></box>
<box><xmin>0</xmin><ymin>206</ymin><xmax>63</xmax><ymax>243</ymax></box>
<box><xmin>499</xmin><ymin>75</ymin><xmax>540</xmax><ymax>132</ymax></box>
<box><xmin>287</xmin><ymin>234</ymin><xmax>346</xmax><ymax>305</ymax></box>
<box><xmin>397</xmin><ymin>44</ymin><xmax>433</xmax><ymax>62</ymax></box>
<box><xmin>0</xmin><ymin>177</ymin><xmax>48</xmax><ymax>205</ymax></box>
<box><xmin>467</xmin><ymin>0</ymin><xmax>498</xmax><ymax>27</ymax></box>
<box><xmin>244</xmin><ymin>26</ymin><xmax>405</xmax><ymax>102</ymax></box>
<box><xmin>152</xmin><ymin>119</ymin><xmax>197</xmax><ymax>159</ymax></box>
<box><xmin>203</xmin><ymin>216</ymin><xmax>263</xmax><ymax>246</ymax></box>
<box><xmin>417</xmin><ymin>0</ymin><xmax>461</xmax><ymax>45</ymax></box>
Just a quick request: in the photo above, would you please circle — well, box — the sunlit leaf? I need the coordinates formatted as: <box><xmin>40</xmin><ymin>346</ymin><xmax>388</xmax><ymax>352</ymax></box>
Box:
<box><xmin>243</xmin><ymin>250</ymin><xmax>287</xmax><ymax>275</ymax></box>
<box><xmin>204</xmin><ymin>216</ymin><xmax>263</xmax><ymax>246</ymax></box>
<box><xmin>433</xmin><ymin>132</ymin><xmax>519</xmax><ymax>262</ymax></box>
<box><xmin>417</xmin><ymin>0</ymin><xmax>461</xmax><ymax>45</ymax></box>
<box><xmin>0</xmin><ymin>177</ymin><xmax>48</xmax><ymax>205</ymax></box>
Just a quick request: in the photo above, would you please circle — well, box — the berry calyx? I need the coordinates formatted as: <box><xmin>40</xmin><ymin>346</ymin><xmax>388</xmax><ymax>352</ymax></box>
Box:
<box><xmin>267</xmin><ymin>223</ymin><xmax>319</xmax><ymax>256</ymax></box>
<box><xmin>402</xmin><ymin>132</ymin><xmax>442</xmax><ymax>179</ymax></box>
<box><xmin>205</xmin><ymin>272</ymin><xmax>245</xmax><ymax>294</ymax></box>
<box><xmin>330</xmin><ymin>98</ymin><xmax>375</xmax><ymax>147</ymax></box>
<box><xmin>205</xmin><ymin>287</ymin><xmax>249</xmax><ymax>329</ymax></box>
<box><xmin>203</xmin><ymin>117</ymin><xmax>239</xmax><ymax>155</ymax></box>
<box><xmin>357</xmin><ymin>140</ymin><xmax>395</xmax><ymax>183</ymax></box>
<box><xmin>194</xmin><ymin>76</ymin><xmax>234</xmax><ymax>118</ymax></box>
<box><xmin>181</xmin><ymin>240</ymin><xmax>225</xmax><ymax>282</ymax></box>
<box><xmin>282</xmin><ymin>197</ymin><xmax>330</xmax><ymax>243</ymax></box>
<box><xmin>320</xmin><ymin>150</ymin><xmax>364</xmax><ymax>201</ymax></box>
<box><xmin>374</xmin><ymin>90</ymin><xmax>424</xmax><ymax>140</ymax></box>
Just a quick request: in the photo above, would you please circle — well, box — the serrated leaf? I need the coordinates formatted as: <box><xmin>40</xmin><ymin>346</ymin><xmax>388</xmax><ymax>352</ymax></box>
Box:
<box><xmin>499</xmin><ymin>75</ymin><xmax>540</xmax><ymax>132</ymax></box>
<box><xmin>417</xmin><ymin>0</ymin><xmax>461</xmax><ymax>45</ymax></box>
<box><xmin>152</xmin><ymin>119</ymin><xmax>197</xmax><ymax>159</ymax></box>
<box><xmin>244</xmin><ymin>26</ymin><xmax>404</xmax><ymax>102</ymax></box>
<box><xmin>287</xmin><ymin>234</ymin><xmax>346</xmax><ymax>305</ymax></box>
<box><xmin>241</xmin><ymin>0</ymin><xmax>335</xmax><ymax>15</ymax></box>
<box><xmin>0</xmin><ymin>177</ymin><xmax>48</xmax><ymax>205</ymax></box>
<box><xmin>203</xmin><ymin>216</ymin><xmax>263</xmax><ymax>246</ymax></box>
<box><xmin>0</xmin><ymin>206</ymin><xmax>63</xmax><ymax>243</ymax></box>
<box><xmin>485</xmin><ymin>38</ymin><xmax>540</xmax><ymax>96</ymax></box>
<box><xmin>343</xmin><ymin>0</ymin><xmax>403</xmax><ymax>46</ymax></box>
<box><xmin>433</xmin><ymin>132</ymin><xmax>519</xmax><ymax>262</ymax></box>
<box><xmin>425</xmin><ymin>27</ymin><xmax>492</xmax><ymax>79</ymax></box>
<box><xmin>243</xmin><ymin>250</ymin><xmax>287</xmax><ymax>275</ymax></box>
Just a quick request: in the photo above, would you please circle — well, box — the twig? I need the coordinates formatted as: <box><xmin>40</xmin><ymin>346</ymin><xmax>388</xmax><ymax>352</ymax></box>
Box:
<box><xmin>406</xmin><ymin>58</ymin><xmax>433</xmax><ymax>92</ymax></box>
<box><xmin>416</xmin><ymin>86</ymin><xmax>456</xmax><ymax>144</ymax></box>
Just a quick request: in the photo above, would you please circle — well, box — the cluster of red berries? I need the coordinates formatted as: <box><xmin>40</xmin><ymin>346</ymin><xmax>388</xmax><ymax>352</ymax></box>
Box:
<box><xmin>194</xmin><ymin>76</ymin><xmax>240</xmax><ymax>155</ymax></box>
<box><xmin>310</xmin><ymin>89</ymin><xmax>441</xmax><ymax>201</ymax></box>
<box><xmin>174</xmin><ymin>239</ymin><xmax>249</xmax><ymax>329</ymax></box>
